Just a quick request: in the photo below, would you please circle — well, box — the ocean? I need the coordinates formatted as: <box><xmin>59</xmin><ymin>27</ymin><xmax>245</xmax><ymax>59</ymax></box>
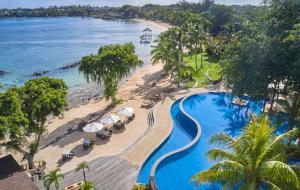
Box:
<box><xmin>0</xmin><ymin>17</ymin><xmax>163</xmax><ymax>104</ymax></box>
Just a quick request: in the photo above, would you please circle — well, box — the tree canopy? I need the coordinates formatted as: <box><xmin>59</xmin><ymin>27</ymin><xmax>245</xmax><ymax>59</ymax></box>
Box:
<box><xmin>191</xmin><ymin>117</ymin><xmax>300</xmax><ymax>190</ymax></box>
<box><xmin>221</xmin><ymin>0</ymin><xmax>300</xmax><ymax>111</ymax></box>
<box><xmin>0</xmin><ymin>77</ymin><xmax>68</xmax><ymax>168</ymax></box>
<box><xmin>79</xmin><ymin>43</ymin><xmax>142</xmax><ymax>104</ymax></box>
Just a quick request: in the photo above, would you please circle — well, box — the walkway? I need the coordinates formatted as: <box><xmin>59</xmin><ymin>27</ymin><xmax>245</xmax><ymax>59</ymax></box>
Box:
<box><xmin>37</xmin><ymin>156</ymin><xmax>138</xmax><ymax>190</ymax></box>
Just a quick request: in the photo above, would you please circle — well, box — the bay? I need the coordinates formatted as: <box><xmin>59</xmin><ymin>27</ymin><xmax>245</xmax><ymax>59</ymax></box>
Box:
<box><xmin>0</xmin><ymin>17</ymin><xmax>163</xmax><ymax>104</ymax></box>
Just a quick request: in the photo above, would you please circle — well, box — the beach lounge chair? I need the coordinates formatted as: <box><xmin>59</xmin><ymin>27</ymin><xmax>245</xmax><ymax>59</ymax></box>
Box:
<box><xmin>113</xmin><ymin>121</ymin><xmax>125</xmax><ymax>130</ymax></box>
<box><xmin>62</xmin><ymin>149</ymin><xmax>75</xmax><ymax>161</ymax></box>
<box><xmin>128</xmin><ymin>113</ymin><xmax>135</xmax><ymax>121</ymax></box>
<box><xmin>96</xmin><ymin>129</ymin><xmax>112</xmax><ymax>140</ymax></box>
<box><xmin>82</xmin><ymin>138</ymin><xmax>95</xmax><ymax>149</ymax></box>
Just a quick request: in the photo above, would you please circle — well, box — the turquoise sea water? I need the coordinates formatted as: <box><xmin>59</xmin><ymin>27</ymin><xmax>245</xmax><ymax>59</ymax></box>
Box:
<box><xmin>0</xmin><ymin>17</ymin><xmax>162</xmax><ymax>94</ymax></box>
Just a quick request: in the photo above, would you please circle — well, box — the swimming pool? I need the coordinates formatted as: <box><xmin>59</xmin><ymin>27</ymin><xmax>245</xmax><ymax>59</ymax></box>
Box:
<box><xmin>137</xmin><ymin>92</ymin><xmax>263</xmax><ymax>190</ymax></box>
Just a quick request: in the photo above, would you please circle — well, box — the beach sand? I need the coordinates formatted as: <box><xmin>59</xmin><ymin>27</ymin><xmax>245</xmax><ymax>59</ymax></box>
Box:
<box><xmin>27</xmin><ymin>20</ymin><xmax>175</xmax><ymax>172</ymax></box>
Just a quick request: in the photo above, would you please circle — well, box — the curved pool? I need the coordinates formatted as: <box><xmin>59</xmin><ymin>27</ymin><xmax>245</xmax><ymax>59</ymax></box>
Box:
<box><xmin>137</xmin><ymin>92</ymin><xmax>263</xmax><ymax>190</ymax></box>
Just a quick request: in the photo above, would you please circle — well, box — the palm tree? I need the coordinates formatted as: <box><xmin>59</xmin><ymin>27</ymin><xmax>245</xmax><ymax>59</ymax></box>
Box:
<box><xmin>43</xmin><ymin>169</ymin><xmax>64</xmax><ymax>190</ymax></box>
<box><xmin>151</xmin><ymin>32</ymin><xmax>175</xmax><ymax>77</ymax></box>
<box><xmin>151</xmin><ymin>28</ymin><xmax>186</xmax><ymax>87</ymax></box>
<box><xmin>75</xmin><ymin>162</ymin><xmax>89</xmax><ymax>183</ymax></box>
<box><xmin>185</xmin><ymin>16</ymin><xmax>210</xmax><ymax>73</ymax></box>
<box><xmin>191</xmin><ymin>117</ymin><xmax>300</xmax><ymax>190</ymax></box>
<box><xmin>79</xmin><ymin>181</ymin><xmax>94</xmax><ymax>190</ymax></box>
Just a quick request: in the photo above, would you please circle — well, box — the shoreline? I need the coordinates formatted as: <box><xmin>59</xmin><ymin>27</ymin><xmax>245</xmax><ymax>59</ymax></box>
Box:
<box><xmin>32</xmin><ymin>18</ymin><xmax>174</xmax><ymax>171</ymax></box>
<box><xmin>2</xmin><ymin>18</ymin><xmax>177</xmax><ymax>174</ymax></box>
<box><xmin>66</xmin><ymin>18</ymin><xmax>173</xmax><ymax>107</ymax></box>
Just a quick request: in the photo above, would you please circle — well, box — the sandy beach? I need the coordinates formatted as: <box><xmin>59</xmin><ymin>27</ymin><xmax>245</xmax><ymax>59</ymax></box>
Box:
<box><xmin>20</xmin><ymin>19</ymin><xmax>175</xmax><ymax>172</ymax></box>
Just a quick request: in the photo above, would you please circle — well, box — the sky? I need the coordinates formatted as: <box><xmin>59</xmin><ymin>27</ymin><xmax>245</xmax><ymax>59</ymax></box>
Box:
<box><xmin>0</xmin><ymin>0</ymin><xmax>262</xmax><ymax>9</ymax></box>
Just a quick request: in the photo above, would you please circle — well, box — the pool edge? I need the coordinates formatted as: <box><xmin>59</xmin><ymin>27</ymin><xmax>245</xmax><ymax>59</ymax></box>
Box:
<box><xmin>135</xmin><ymin>98</ymin><xmax>178</xmax><ymax>185</ymax></box>
<box><xmin>149</xmin><ymin>94</ymin><xmax>202</xmax><ymax>190</ymax></box>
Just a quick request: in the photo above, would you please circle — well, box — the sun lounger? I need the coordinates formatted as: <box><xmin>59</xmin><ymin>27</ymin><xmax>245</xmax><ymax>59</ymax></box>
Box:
<box><xmin>96</xmin><ymin>129</ymin><xmax>112</xmax><ymax>140</ymax></box>
<box><xmin>62</xmin><ymin>149</ymin><xmax>75</xmax><ymax>160</ymax></box>
<box><xmin>232</xmin><ymin>98</ymin><xmax>249</xmax><ymax>107</ymax></box>
<box><xmin>83</xmin><ymin>138</ymin><xmax>95</xmax><ymax>149</ymax></box>
<box><xmin>113</xmin><ymin>121</ymin><xmax>125</xmax><ymax>130</ymax></box>
<box><xmin>128</xmin><ymin>113</ymin><xmax>135</xmax><ymax>121</ymax></box>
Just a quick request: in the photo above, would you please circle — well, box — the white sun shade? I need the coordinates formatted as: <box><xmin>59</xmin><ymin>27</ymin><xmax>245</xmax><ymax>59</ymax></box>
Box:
<box><xmin>116</xmin><ymin>107</ymin><xmax>134</xmax><ymax>117</ymax></box>
<box><xmin>83</xmin><ymin>123</ymin><xmax>104</xmax><ymax>133</ymax></box>
<box><xmin>100</xmin><ymin>114</ymin><xmax>120</xmax><ymax>125</ymax></box>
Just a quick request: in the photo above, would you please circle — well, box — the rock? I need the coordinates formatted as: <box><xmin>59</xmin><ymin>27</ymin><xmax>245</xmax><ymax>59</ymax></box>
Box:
<box><xmin>58</xmin><ymin>62</ymin><xmax>80</xmax><ymax>70</ymax></box>
<box><xmin>32</xmin><ymin>70</ymin><xmax>49</xmax><ymax>77</ymax></box>
<box><xmin>0</xmin><ymin>70</ymin><xmax>7</xmax><ymax>76</ymax></box>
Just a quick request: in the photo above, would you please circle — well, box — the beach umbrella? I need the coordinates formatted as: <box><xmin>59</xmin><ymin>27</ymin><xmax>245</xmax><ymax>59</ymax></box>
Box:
<box><xmin>116</xmin><ymin>107</ymin><xmax>134</xmax><ymax>117</ymax></box>
<box><xmin>100</xmin><ymin>114</ymin><xmax>120</xmax><ymax>125</ymax></box>
<box><xmin>83</xmin><ymin>123</ymin><xmax>104</xmax><ymax>133</ymax></box>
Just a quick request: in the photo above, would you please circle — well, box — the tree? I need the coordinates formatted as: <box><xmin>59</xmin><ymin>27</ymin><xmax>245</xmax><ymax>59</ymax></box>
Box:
<box><xmin>152</xmin><ymin>27</ymin><xmax>191</xmax><ymax>87</ymax></box>
<box><xmin>43</xmin><ymin>169</ymin><xmax>64</xmax><ymax>190</ymax></box>
<box><xmin>277</xmin><ymin>92</ymin><xmax>300</xmax><ymax>130</ymax></box>
<box><xmin>0</xmin><ymin>77</ymin><xmax>68</xmax><ymax>169</ymax></box>
<box><xmin>79</xmin><ymin>43</ymin><xmax>142</xmax><ymax>105</ymax></box>
<box><xmin>191</xmin><ymin>117</ymin><xmax>300</xmax><ymax>190</ymax></box>
<box><xmin>75</xmin><ymin>162</ymin><xmax>89</xmax><ymax>183</ymax></box>
<box><xmin>79</xmin><ymin>181</ymin><xmax>94</xmax><ymax>190</ymax></box>
<box><xmin>151</xmin><ymin>32</ymin><xmax>176</xmax><ymax>76</ymax></box>
<box><xmin>221</xmin><ymin>22</ymin><xmax>270</xmax><ymax>101</ymax></box>
<box><xmin>185</xmin><ymin>15</ymin><xmax>211</xmax><ymax>72</ymax></box>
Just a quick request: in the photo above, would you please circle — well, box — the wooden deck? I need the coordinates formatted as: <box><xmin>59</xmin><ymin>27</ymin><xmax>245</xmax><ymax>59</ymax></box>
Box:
<box><xmin>36</xmin><ymin>156</ymin><xmax>138</xmax><ymax>190</ymax></box>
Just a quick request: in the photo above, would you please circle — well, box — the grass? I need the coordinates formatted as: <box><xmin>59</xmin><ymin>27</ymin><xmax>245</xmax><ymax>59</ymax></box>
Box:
<box><xmin>184</xmin><ymin>52</ymin><xmax>221</xmax><ymax>88</ymax></box>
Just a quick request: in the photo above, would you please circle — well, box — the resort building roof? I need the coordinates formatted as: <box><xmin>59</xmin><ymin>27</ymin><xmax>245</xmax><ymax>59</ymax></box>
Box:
<box><xmin>0</xmin><ymin>155</ymin><xmax>39</xmax><ymax>190</ymax></box>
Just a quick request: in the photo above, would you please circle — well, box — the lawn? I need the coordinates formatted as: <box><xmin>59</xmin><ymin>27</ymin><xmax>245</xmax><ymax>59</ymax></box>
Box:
<box><xmin>184</xmin><ymin>52</ymin><xmax>222</xmax><ymax>88</ymax></box>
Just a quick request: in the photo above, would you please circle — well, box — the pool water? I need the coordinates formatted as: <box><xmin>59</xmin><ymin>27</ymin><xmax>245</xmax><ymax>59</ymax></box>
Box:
<box><xmin>137</xmin><ymin>99</ymin><xmax>194</xmax><ymax>183</ymax></box>
<box><xmin>137</xmin><ymin>92</ymin><xmax>264</xmax><ymax>190</ymax></box>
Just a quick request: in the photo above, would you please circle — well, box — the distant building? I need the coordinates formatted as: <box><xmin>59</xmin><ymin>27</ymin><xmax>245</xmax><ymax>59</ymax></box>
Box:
<box><xmin>0</xmin><ymin>155</ymin><xmax>39</xmax><ymax>190</ymax></box>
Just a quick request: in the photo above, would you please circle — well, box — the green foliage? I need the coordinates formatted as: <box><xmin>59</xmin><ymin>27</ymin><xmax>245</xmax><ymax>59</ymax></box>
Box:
<box><xmin>151</xmin><ymin>27</ymin><xmax>189</xmax><ymax>86</ymax></box>
<box><xmin>221</xmin><ymin>22</ymin><xmax>270</xmax><ymax>100</ymax></box>
<box><xmin>0</xmin><ymin>77</ymin><xmax>67</xmax><ymax>168</ymax></box>
<box><xmin>277</xmin><ymin>92</ymin><xmax>300</xmax><ymax>129</ymax></box>
<box><xmin>43</xmin><ymin>169</ymin><xmax>64</xmax><ymax>190</ymax></box>
<box><xmin>79</xmin><ymin>181</ymin><xmax>94</xmax><ymax>190</ymax></box>
<box><xmin>132</xmin><ymin>184</ymin><xmax>148</xmax><ymax>190</ymax></box>
<box><xmin>221</xmin><ymin>0</ymin><xmax>300</xmax><ymax>111</ymax></box>
<box><xmin>75</xmin><ymin>162</ymin><xmax>90</xmax><ymax>183</ymax></box>
<box><xmin>191</xmin><ymin>117</ymin><xmax>300</xmax><ymax>189</ymax></box>
<box><xmin>184</xmin><ymin>53</ymin><xmax>221</xmax><ymax>87</ymax></box>
<box><xmin>79</xmin><ymin>43</ymin><xmax>142</xmax><ymax>104</ymax></box>
<box><xmin>184</xmin><ymin>14</ymin><xmax>211</xmax><ymax>72</ymax></box>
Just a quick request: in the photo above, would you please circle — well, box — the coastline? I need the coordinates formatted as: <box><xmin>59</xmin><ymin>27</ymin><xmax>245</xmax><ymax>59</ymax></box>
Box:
<box><xmin>132</xmin><ymin>18</ymin><xmax>173</xmax><ymax>30</ymax></box>
<box><xmin>31</xmin><ymin>19</ymin><xmax>174</xmax><ymax>171</ymax></box>
<box><xmin>66</xmin><ymin>18</ymin><xmax>173</xmax><ymax>107</ymax></box>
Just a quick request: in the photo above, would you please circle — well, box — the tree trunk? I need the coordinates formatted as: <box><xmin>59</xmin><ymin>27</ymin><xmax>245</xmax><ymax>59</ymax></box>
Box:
<box><xmin>200</xmin><ymin>50</ymin><xmax>203</xmax><ymax>68</ymax></box>
<box><xmin>195</xmin><ymin>44</ymin><xmax>198</xmax><ymax>74</ymax></box>
<box><xmin>276</xmin><ymin>82</ymin><xmax>280</xmax><ymax>101</ymax></box>
<box><xmin>83</xmin><ymin>170</ymin><xmax>87</xmax><ymax>183</ymax></box>
<box><xmin>263</xmin><ymin>98</ymin><xmax>267</xmax><ymax>113</ymax></box>
<box><xmin>269</xmin><ymin>83</ymin><xmax>278</xmax><ymax>113</ymax></box>
<box><xmin>24</xmin><ymin>153</ymin><xmax>35</xmax><ymax>169</ymax></box>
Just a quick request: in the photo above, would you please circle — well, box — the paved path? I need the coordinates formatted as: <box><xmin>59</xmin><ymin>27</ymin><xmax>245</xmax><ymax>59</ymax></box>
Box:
<box><xmin>37</xmin><ymin>156</ymin><xmax>138</xmax><ymax>190</ymax></box>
